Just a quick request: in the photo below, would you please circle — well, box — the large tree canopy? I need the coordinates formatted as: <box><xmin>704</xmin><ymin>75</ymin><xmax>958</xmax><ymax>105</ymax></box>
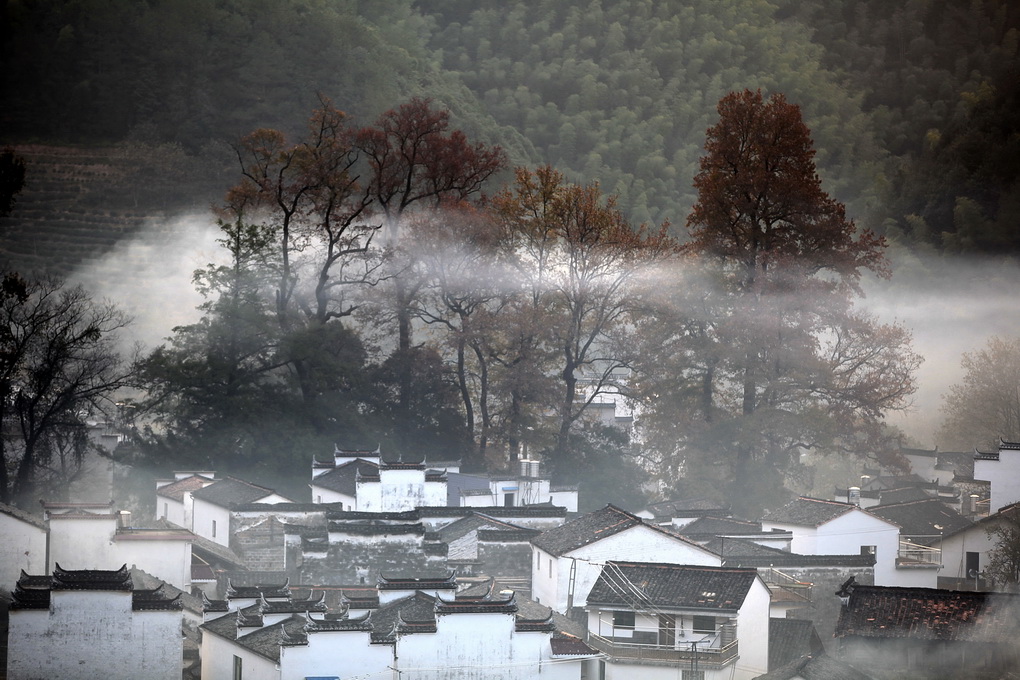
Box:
<box><xmin>633</xmin><ymin>90</ymin><xmax>920</xmax><ymax>515</ymax></box>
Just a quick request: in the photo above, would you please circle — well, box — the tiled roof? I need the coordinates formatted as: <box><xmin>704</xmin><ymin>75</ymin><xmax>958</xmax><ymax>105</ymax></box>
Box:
<box><xmin>869</xmin><ymin>498</ymin><xmax>972</xmax><ymax>537</ymax></box>
<box><xmin>586</xmin><ymin>561</ymin><xmax>758</xmax><ymax>611</ymax></box>
<box><xmin>0</xmin><ymin>501</ymin><xmax>46</xmax><ymax>529</ymax></box>
<box><xmin>769</xmin><ymin>617</ymin><xmax>824</xmax><ymax>670</ymax></box>
<box><xmin>835</xmin><ymin>584</ymin><xmax>1020</xmax><ymax>642</ymax></box>
<box><xmin>435</xmin><ymin>512</ymin><xmax>526</xmax><ymax>543</ymax></box>
<box><xmin>642</xmin><ymin>497</ymin><xmax>729</xmax><ymax>518</ymax></box>
<box><xmin>418</xmin><ymin>505</ymin><xmax>567</xmax><ymax>519</ymax></box>
<box><xmin>550</xmin><ymin>635</ymin><xmax>599</xmax><ymax>657</ymax></box>
<box><xmin>377</xmin><ymin>571</ymin><xmax>457</xmax><ymax>591</ymax></box>
<box><xmin>191</xmin><ymin>476</ymin><xmax>277</xmax><ymax>508</ymax></box>
<box><xmin>311</xmin><ymin>459</ymin><xmax>379</xmax><ymax>495</ymax></box>
<box><xmin>755</xmin><ymin>653</ymin><xmax>876</xmax><ymax>680</ymax></box>
<box><xmin>707</xmin><ymin>538</ymin><xmax>876</xmax><ymax>568</ymax></box>
<box><xmin>531</xmin><ymin>504</ymin><xmax>700</xmax><ymax>557</ymax></box>
<box><xmin>763</xmin><ymin>497</ymin><xmax>861</xmax><ymax>527</ymax></box>
<box><xmin>51</xmin><ymin>563</ymin><xmax>133</xmax><ymax>591</ymax></box>
<box><xmin>156</xmin><ymin>474</ymin><xmax>212</xmax><ymax>501</ymax></box>
<box><xmin>677</xmin><ymin>516</ymin><xmax>763</xmax><ymax>537</ymax></box>
<box><xmin>877</xmin><ymin>486</ymin><xmax>932</xmax><ymax>505</ymax></box>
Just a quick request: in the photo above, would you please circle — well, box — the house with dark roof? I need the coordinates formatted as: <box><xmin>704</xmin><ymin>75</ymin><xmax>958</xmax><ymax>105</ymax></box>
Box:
<box><xmin>199</xmin><ymin>572</ymin><xmax>599</xmax><ymax>680</ymax></box>
<box><xmin>939</xmin><ymin>500</ymin><xmax>1020</xmax><ymax>590</ymax></box>
<box><xmin>311</xmin><ymin>444</ymin><xmax>578</xmax><ymax>511</ymax></box>
<box><xmin>584</xmin><ymin>561</ymin><xmax>771</xmax><ymax>680</ymax></box>
<box><xmin>43</xmin><ymin>500</ymin><xmax>194</xmax><ymax>591</ymax></box>
<box><xmin>867</xmin><ymin>498</ymin><xmax>973</xmax><ymax>588</ymax></box>
<box><xmin>189</xmin><ymin>476</ymin><xmax>291</xmax><ymax>547</ymax></box>
<box><xmin>6</xmin><ymin>565</ymin><xmax>183</xmax><ymax>680</ymax></box>
<box><xmin>155</xmin><ymin>471</ymin><xmax>217</xmax><ymax>528</ymax></box>
<box><xmin>761</xmin><ymin>498</ymin><xmax>904</xmax><ymax>587</ymax></box>
<box><xmin>530</xmin><ymin>504</ymin><xmax>722</xmax><ymax>615</ymax></box>
<box><xmin>974</xmin><ymin>438</ymin><xmax>1020</xmax><ymax>515</ymax></box>
<box><xmin>833</xmin><ymin>578</ymin><xmax>1020</xmax><ymax>676</ymax></box>
<box><xmin>0</xmin><ymin>501</ymin><xmax>46</xmax><ymax>593</ymax></box>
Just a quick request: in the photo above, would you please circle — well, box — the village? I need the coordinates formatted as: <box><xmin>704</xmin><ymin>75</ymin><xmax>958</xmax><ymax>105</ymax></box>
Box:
<box><xmin>3</xmin><ymin>420</ymin><xmax>1020</xmax><ymax>680</ymax></box>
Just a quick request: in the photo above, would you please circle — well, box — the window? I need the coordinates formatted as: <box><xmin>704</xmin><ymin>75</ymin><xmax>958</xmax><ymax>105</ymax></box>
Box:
<box><xmin>966</xmin><ymin>551</ymin><xmax>980</xmax><ymax>577</ymax></box>
<box><xmin>232</xmin><ymin>655</ymin><xmax>242</xmax><ymax>680</ymax></box>
<box><xmin>504</xmin><ymin>492</ymin><xmax>515</xmax><ymax>507</ymax></box>
<box><xmin>692</xmin><ymin>615</ymin><xmax>716</xmax><ymax>634</ymax></box>
<box><xmin>212</xmin><ymin>520</ymin><xmax>217</xmax><ymax>538</ymax></box>
<box><xmin>613</xmin><ymin>610</ymin><xmax>635</xmax><ymax>629</ymax></box>
<box><xmin>861</xmin><ymin>545</ymin><xmax>876</xmax><ymax>555</ymax></box>
<box><xmin>682</xmin><ymin>671</ymin><xmax>705</xmax><ymax>680</ymax></box>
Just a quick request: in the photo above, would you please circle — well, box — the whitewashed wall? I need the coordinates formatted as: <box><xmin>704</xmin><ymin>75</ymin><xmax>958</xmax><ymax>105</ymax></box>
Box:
<box><xmin>7</xmin><ymin>590</ymin><xmax>181</xmax><ymax>680</ymax></box>
<box><xmin>201</xmin><ymin>630</ymin><xmax>279</xmax><ymax>680</ymax></box>
<box><xmin>532</xmin><ymin>526</ymin><xmax>722</xmax><ymax>614</ymax></box>
<box><xmin>976</xmin><ymin>451</ymin><xmax>1020</xmax><ymax>514</ymax></box>
<box><xmin>0</xmin><ymin>513</ymin><xmax>46</xmax><ymax>592</ymax></box>
<box><xmin>280</xmin><ymin>629</ymin><xmax>391</xmax><ymax>680</ymax></box>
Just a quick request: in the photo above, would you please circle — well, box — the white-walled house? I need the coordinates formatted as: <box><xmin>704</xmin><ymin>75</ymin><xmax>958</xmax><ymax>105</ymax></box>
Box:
<box><xmin>44</xmin><ymin>500</ymin><xmax>194</xmax><ymax>591</ymax></box>
<box><xmin>155</xmin><ymin>471</ymin><xmax>216</xmax><ymax>527</ymax></box>
<box><xmin>190</xmin><ymin>477</ymin><xmax>291</xmax><ymax>547</ymax></box>
<box><xmin>6</xmin><ymin>565</ymin><xmax>182</xmax><ymax>680</ymax></box>
<box><xmin>585</xmin><ymin>561</ymin><xmax>771</xmax><ymax>680</ymax></box>
<box><xmin>531</xmin><ymin>504</ymin><xmax>722</xmax><ymax>614</ymax></box>
<box><xmin>939</xmin><ymin>501</ymin><xmax>1020</xmax><ymax>588</ymax></box>
<box><xmin>974</xmin><ymin>438</ymin><xmax>1020</xmax><ymax>514</ymax></box>
<box><xmin>761</xmin><ymin>497</ymin><xmax>904</xmax><ymax>586</ymax></box>
<box><xmin>199</xmin><ymin>573</ymin><xmax>599</xmax><ymax>680</ymax></box>
<box><xmin>868</xmin><ymin>498</ymin><xmax>973</xmax><ymax>588</ymax></box>
<box><xmin>0</xmin><ymin>502</ymin><xmax>47</xmax><ymax>593</ymax></box>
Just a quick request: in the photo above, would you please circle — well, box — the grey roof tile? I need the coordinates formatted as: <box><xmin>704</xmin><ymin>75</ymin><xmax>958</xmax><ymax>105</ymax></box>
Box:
<box><xmin>586</xmin><ymin>561</ymin><xmax>758</xmax><ymax>611</ymax></box>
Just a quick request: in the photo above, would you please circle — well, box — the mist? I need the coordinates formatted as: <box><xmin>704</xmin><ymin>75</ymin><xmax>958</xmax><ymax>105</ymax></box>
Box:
<box><xmin>68</xmin><ymin>212</ymin><xmax>224</xmax><ymax>351</ymax></box>
<box><xmin>861</xmin><ymin>253</ymin><xmax>1020</xmax><ymax>448</ymax></box>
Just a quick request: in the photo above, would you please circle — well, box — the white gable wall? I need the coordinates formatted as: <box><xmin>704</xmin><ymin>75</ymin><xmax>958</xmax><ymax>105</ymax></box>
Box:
<box><xmin>0</xmin><ymin>513</ymin><xmax>46</xmax><ymax>593</ymax></box>
<box><xmin>48</xmin><ymin>515</ymin><xmax>118</xmax><ymax>570</ymax></box>
<box><xmin>200</xmin><ymin>630</ymin><xmax>279</xmax><ymax>680</ymax></box>
<box><xmin>8</xmin><ymin>590</ymin><xmax>181</xmax><ymax>680</ymax></box>
<box><xmin>976</xmin><ymin>450</ymin><xmax>1020</xmax><ymax>513</ymax></box>
<box><xmin>763</xmin><ymin>510</ymin><xmax>900</xmax><ymax>586</ymax></box>
<box><xmin>280</xmin><ymin>629</ymin><xmax>390</xmax><ymax>680</ymax></box>
<box><xmin>192</xmin><ymin>497</ymin><xmax>232</xmax><ymax>547</ymax></box>
<box><xmin>533</xmin><ymin>525</ymin><xmax>722</xmax><ymax>614</ymax></box>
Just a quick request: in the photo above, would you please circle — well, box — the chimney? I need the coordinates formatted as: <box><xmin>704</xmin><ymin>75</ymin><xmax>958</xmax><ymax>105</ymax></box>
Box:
<box><xmin>118</xmin><ymin>510</ymin><xmax>132</xmax><ymax>528</ymax></box>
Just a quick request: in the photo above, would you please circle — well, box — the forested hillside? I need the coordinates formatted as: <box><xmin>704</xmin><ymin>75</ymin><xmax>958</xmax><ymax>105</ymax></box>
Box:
<box><xmin>3</xmin><ymin>0</ymin><xmax>1018</xmax><ymax>262</ymax></box>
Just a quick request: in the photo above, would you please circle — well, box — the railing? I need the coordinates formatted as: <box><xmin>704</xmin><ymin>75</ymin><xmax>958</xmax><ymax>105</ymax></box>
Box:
<box><xmin>587</xmin><ymin>632</ymin><xmax>738</xmax><ymax>668</ymax></box>
<box><xmin>897</xmin><ymin>539</ymin><xmax>941</xmax><ymax>566</ymax></box>
<box><xmin>760</xmin><ymin>568</ymin><xmax>813</xmax><ymax>590</ymax></box>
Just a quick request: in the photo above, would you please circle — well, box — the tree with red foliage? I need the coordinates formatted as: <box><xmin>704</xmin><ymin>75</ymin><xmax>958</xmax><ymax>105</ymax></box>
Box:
<box><xmin>356</xmin><ymin>98</ymin><xmax>505</xmax><ymax>413</ymax></box>
<box><xmin>635</xmin><ymin>90</ymin><xmax>919</xmax><ymax>514</ymax></box>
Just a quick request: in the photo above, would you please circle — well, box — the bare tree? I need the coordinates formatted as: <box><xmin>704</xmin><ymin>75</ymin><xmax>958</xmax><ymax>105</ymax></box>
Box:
<box><xmin>0</xmin><ymin>273</ymin><xmax>133</xmax><ymax>506</ymax></box>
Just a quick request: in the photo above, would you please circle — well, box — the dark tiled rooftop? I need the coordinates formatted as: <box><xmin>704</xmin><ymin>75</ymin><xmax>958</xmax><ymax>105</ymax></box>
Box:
<box><xmin>531</xmin><ymin>504</ymin><xmax>691</xmax><ymax>556</ymax></box>
<box><xmin>191</xmin><ymin>477</ymin><xmax>278</xmax><ymax>508</ymax></box>
<box><xmin>763</xmin><ymin>497</ymin><xmax>858</xmax><ymax>527</ymax></box>
<box><xmin>755</xmin><ymin>653</ymin><xmax>875</xmax><ymax>680</ymax></box>
<box><xmin>156</xmin><ymin>474</ymin><xmax>212</xmax><ymax>502</ymax></box>
<box><xmin>586</xmin><ymin>561</ymin><xmax>758</xmax><ymax>611</ymax></box>
<box><xmin>835</xmin><ymin>584</ymin><xmax>1020</xmax><ymax>642</ymax></box>
<box><xmin>311</xmin><ymin>459</ymin><xmax>380</xmax><ymax>495</ymax></box>
<box><xmin>769</xmin><ymin>617</ymin><xmax>824</xmax><ymax>670</ymax></box>
<box><xmin>869</xmin><ymin>498</ymin><xmax>972</xmax><ymax>537</ymax></box>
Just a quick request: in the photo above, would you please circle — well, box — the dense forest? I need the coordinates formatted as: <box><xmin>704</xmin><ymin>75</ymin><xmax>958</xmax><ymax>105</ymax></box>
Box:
<box><xmin>3</xmin><ymin>0</ymin><xmax>1018</xmax><ymax>252</ymax></box>
<box><xmin>1</xmin><ymin>0</ymin><xmax>1018</xmax><ymax>514</ymax></box>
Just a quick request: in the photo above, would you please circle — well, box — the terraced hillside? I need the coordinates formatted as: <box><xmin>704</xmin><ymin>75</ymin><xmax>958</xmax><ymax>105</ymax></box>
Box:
<box><xmin>0</xmin><ymin>144</ymin><xmax>227</xmax><ymax>278</ymax></box>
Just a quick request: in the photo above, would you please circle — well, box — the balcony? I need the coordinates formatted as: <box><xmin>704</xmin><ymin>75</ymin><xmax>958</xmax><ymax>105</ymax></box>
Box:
<box><xmin>587</xmin><ymin>632</ymin><xmax>738</xmax><ymax>668</ymax></box>
<box><xmin>897</xmin><ymin>538</ymin><xmax>941</xmax><ymax>568</ymax></box>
